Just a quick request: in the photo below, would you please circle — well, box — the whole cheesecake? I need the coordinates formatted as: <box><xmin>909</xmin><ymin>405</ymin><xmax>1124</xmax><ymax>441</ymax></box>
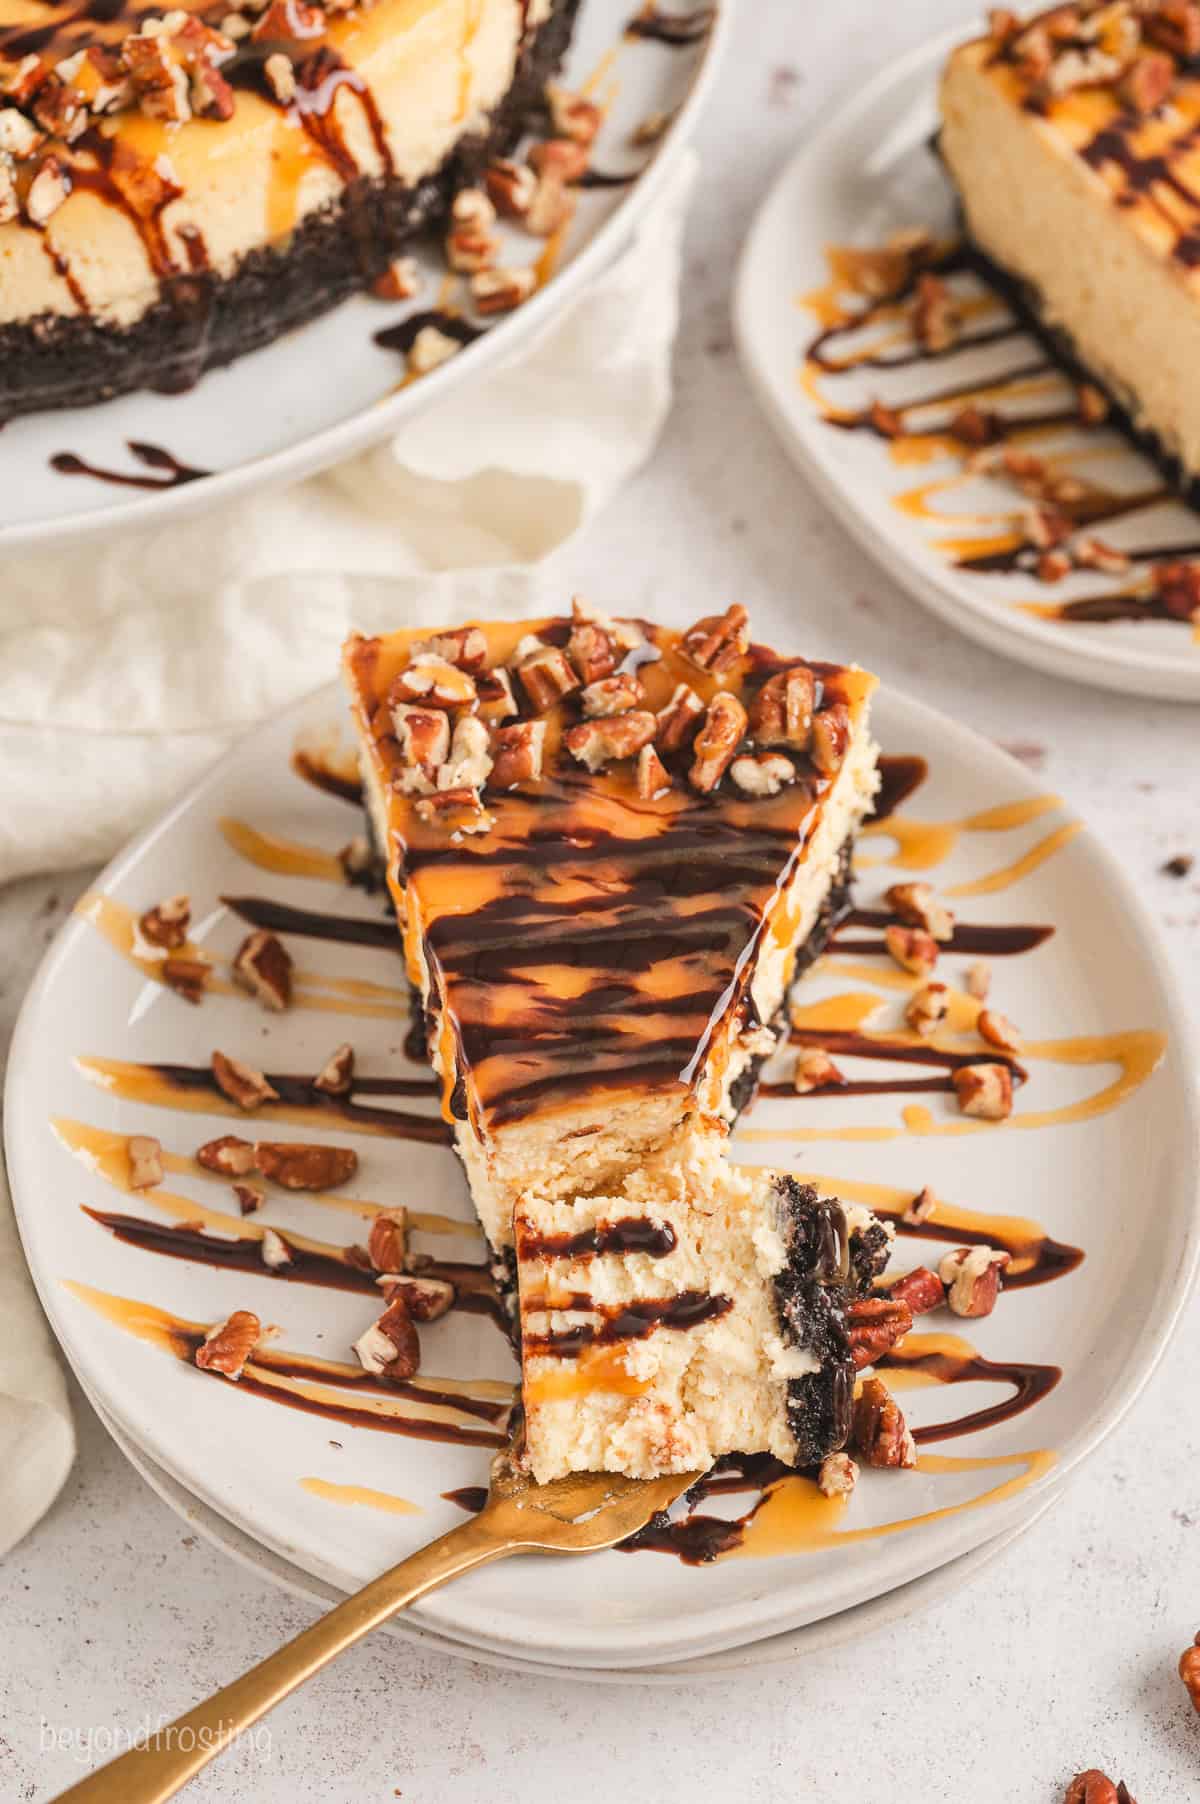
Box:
<box><xmin>0</xmin><ymin>0</ymin><xmax>578</xmax><ymax>414</ymax></box>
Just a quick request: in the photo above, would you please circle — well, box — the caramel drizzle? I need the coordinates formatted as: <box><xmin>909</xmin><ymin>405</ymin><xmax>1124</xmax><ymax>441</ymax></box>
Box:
<box><xmin>858</xmin><ymin>793</ymin><xmax>1080</xmax><ymax>884</ymax></box>
<box><xmin>798</xmin><ymin>242</ymin><xmax>1200</xmax><ymax>636</ymax></box>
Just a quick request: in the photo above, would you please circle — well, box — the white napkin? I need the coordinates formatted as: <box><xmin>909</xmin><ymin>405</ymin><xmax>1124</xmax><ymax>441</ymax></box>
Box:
<box><xmin>0</xmin><ymin>151</ymin><xmax>695</xmax><ymax>1557</ymax></box>
<box><xmin>0</xmin><ymin>150</ymin><xmax>695</xmax><ymax>889</ymax></box>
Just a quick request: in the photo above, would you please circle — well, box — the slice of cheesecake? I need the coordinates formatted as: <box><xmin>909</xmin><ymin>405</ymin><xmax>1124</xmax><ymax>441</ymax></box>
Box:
<box><xmin>343</xmin><ymin>602</ymin><xmax>879</xmax><ymax>1257</ymax></box>
<box><xmin>513</xmin><ymin>1144</ymin><xmax>891</xmax><ymax>1483</ymax></box>
<box><xmin>940</xmin><ymin>0</ymin><xmax>1200</xmax><ymax>489</ymax></box>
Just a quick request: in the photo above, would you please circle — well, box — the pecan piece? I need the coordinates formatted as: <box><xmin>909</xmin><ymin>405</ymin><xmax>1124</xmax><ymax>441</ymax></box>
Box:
<box><xmin>816</xmin><ymin>1451</ymin><xmax>859</xmax><ymax>1499</ymax></box>
<box><xmin>952</xmin><ymin>1062</ymin><xmax>1013</xmax><ymax>1121</ymax></box>
<box><xmin>748</xmin><ymin>665</ymin><xmax>815</xmax><ymax>747</ymax></box>
<box><xmin>525</xmin><ymin>170</ymin><xmax>574</xmax><ymax>236</ymax></box>
<box><xmin>902</xmin><ymin>1185</ymin><xmax>938</xmax><ymax>1227</ymax></box>
<box><xmin>414</xmin><ymin>788</ymin><xmax>494</xmax><ymax>836</ymax></box>
<box><xmin>978</xmin><ymin>1007</ymin><xmax>1022</xmax><ymax>1052</ymax></box>
<box><xmin>354</xmin><ymin>1295</ymin><xmax>420</xmax><ymax>1380</ymax></box>
<box><xmin>885</xmin><ymin>1266</ymin><xmax>945</xmax><ymax>1315</ymax></box>
<box><xmin>810</xmin><ymin>701</ymin><xmax>851</xmax><ymax>776</ymax></box>
<box><xmin>1121</xmin><ymin>48</ymin><xmax>1175</xmax><ymax>111</ymax></box>
<box><xmin>484</xmin><ymin>155</ymin><xmax>537</xmax><ymax>217</ymax></box>
<box><xmin>1145</xmin><ymin>0</ymin><xmax>1200</xmax><ymax>58</ymax></box>
<box><xmin>906</xmin><ymin>981</ymin><xmax>949</xmax><ymax>1036</ymax></box>
<box><xmin>884</xmin><ymin>924</ymin><xmax>938</xmax><ymax>975</ymax></box>
<box><xmin>581</xmin><ymin>672</ymin><xmax>644</xmax><ymax>716</ymax></box>
<box><xmin>471</xmin><ymin>266</ymin><xmax>537</xmax><ymax>314</ymax></box>
<box><xmin>939</xmin><ymin>1245</ymin><xmax>1010</xmax><ymax>1317</ymax></box>
<box><xmin>232</xmin><ymin>928</ymin><xmax>293</xmax><ymax>1012</ymax></box>
<box><xmin>654</xmin><ymin>682</ymin><xmax>704</xmax><ymax>752</ymax></box>
<box><xmin>313</xmin><ymin>1042</ymin><xmax>354</xmax><ymax>1096</ymax></box>
<box><xmin>516</xmin><ymin>643</ymin><xmax>580</xmax><ymax>712</ymax></box>
<box><xmin>794</xmin><ymin>1048</ymin><xmax>847</xmax><ymax>1093</ymax></box>
<box><xmin>851</xmin><ymin>1377</ymin><xmax>918</xmax><ymax>1468</ymax></box>
<box><xmin>408</xmin><ymin>323</ymin><xmax>462</xmax><ymax>376</ymax></box>
<box><xmin>1179</xmin><ymin>1631</ymin><xmax>1200</xmax><ymax>1713</ymax></box>
<box><xmin>197</xmin><ymin>1135</ymin><xmax>257</xmax><ymax>1177</ymax></box>
<box><xmin>689</xmin><ymin>692</ymin><xmax>748</xmax><ymax>794</ymax></box>
<box><xmin>233</xmin><ymin>1182</ymin><xmax>264</xmax><ymax>1215</ymax></box>
<box><xmin>730</xmin><ymin>752</ymin><xmax>796</xmax><ymax>797</ymax></box>
<box><xmin>260</xmin><ymin>1226</ymin><xmax>293</xmax><ymax>1270</ymax></box>
<box><xmin>367</xmin><ymin>1208</ymin><xmax>409</xmax><ymax>1273</ymax></box>
<box><xmin>211</xmin><ymin>1051</ymin><xmax>279</xmax><ymax>1112</ymax></box>
<box><xmin>195</xmin><ymin>1309</ymin><xmax>261</xmax><ymax>1380</ymax></box>
<box><xmin>476</xmin><ymin>666</ymin><xmax>518</xmax><ymax>723</ymax></box>
<box><xmin>253</xmin><ymin>1141</ymin><xmax>358</xmax><ymax>1191</ymax></box>
<box><xmin>545</xmin><ymin>79</ymin><xmax>602</xmax><ymax>144</ymax></box>
<box><xmin>378</xmin><ymin>1272</ymin><xmax>456</xmax><ymax>1322</ymax></box>
<box><xmin>636</xmin><ymin>744</ymin><xmax>671</xmax><ymax>799</ymax></box>
<box><xmin>912</xmin><ymin>272</ymin><xmax>962</xmax><ymax>353</ymax></box>
<box><xmin>137</xmin><ymin>893</ymin><xmax>190</xmax><ymax>953</ymax></box>
<box><xmin>1155</xmin><ymin>560</ymin><xmax>1200</xmax><ymax>621</ymax></box>
<box><xmin>566</xmin><ymin>620</ymin><xmax>617</xmax><ymax>685</ymax></box>
<box><xmin>681</xmin><ymin>603</ymin><xmax>749</xmax><ymax>673</ymax></box>
<box><xmin>390</xmin><ymin>656</ymin><xmax>477</xmax><ymax>710</ymax></box>
<box><xmin>411</xmin><ymin>626</ymin><xmax>488</xmax><ymax>673</ymax></box>
<box><xmin>490</xmin><ymin>719</ymin><xmax>546</xmax><ymax>788</ymax></box>
<box><xmin>1064</xmin><ymin>1775</ymin><xmax>1132</xmax><ymax>1804</ymax></box>
<box><xmin>564</xmin><ymin>710</ymin><xmax>657</xmax><ymax>772</ymax></box>
<box><xmin>528</xmin><ymin>135</ymin><xmax>590</xmax><ymax>182</ymax></box>
<box><xmin>128</xmin><ymin>1135</ymin><xmax>163</xmax><ymax>1190</ymax></box>
<box><xmin>846</xmin><ymin>1296</ymin><xmax>913</xmax><ymax>1370</ymax></box>
<box><xmin>371</xmin><ymin>256</ymin><xmax>421</xmax><ymax>301</ymax></box>
<box><xmin>966</xmin><ymin>960</ymin><xmax>991</xmax><ymax>1001</ymax></box>
<box><xmin>439</xmin><ymin>715</ymin><xmax>493</xmax><ymax>791</ymax></box>
<box><xmin>886</xmin><ymin>880</ymin><xmax>955</xmax><ymax>941</ymax></box>
<box><xmin>162</xmin><ymin>956</ymin><xmax>210</xmax><ymax>1005</ymax></box>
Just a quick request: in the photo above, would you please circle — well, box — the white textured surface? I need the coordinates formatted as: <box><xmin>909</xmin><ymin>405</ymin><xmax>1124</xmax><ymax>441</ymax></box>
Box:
<box><xmin>1</xmin><ymin>2</ymin><xmax>1199</xmax><ymax>1798</ymax></box>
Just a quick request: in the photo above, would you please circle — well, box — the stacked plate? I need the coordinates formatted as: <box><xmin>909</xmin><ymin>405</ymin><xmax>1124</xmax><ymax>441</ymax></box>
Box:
<box><xmin>8</xmin><ymin>680</ymin><xmax>1197</xmax><ymax>1674</ymax></box>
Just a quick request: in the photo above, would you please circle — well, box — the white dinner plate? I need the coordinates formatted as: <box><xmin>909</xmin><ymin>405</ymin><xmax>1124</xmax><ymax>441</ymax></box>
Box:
<box><xmin>0</xmin><ymin>0</ymin><xmax>725</xmax><ymax>553</ymax></box>
<box><xmin>733</xmin><ymin>29</ymin><xmax>1200</xmax><ymax>702</ymax></box>
<box><xmin>7</xmin><ymin>676</ymin><xmax>1198</xmax><ymax>1667</ymax></box>
<box><xmin>88</xmin><ymin>1380</ymin><xmax>1058</xmax><ymax>1682</ymax></box>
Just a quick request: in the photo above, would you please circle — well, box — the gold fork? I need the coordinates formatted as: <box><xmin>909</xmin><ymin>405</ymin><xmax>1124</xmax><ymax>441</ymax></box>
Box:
<box><xmin>51</xmin><ymin>1449</ymin><xmax>700</xmax><ymax>1803</ymax></box>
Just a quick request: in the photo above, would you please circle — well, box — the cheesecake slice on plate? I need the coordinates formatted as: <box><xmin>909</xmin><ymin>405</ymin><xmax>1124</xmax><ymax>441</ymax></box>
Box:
<box><xmin>940</xmin><ymin>0</ymin><xmax>1200</xmax><ymax>490</ymax></box>
<box><xmin>343</xmin><ymin>602</ymin><xmax>880</xmax><ymax>1256</ymax></box>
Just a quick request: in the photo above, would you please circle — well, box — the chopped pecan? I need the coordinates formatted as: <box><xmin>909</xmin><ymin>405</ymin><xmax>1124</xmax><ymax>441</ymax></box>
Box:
<box><xmin>966</xmin><ymin>959</ymin><xmax>991</xmax><ymax>1001</ymax></box>
<box><xmin>912</xmin><ymin>272</ymin><xmax>962</xmax><ymax>353</ymax></box>
<box><xmin>490</xmin><ymin>719</ymin><xmax>546</xmax><ymax>788</ymax></box>
<box><xmin>902</xmin><ymin>1185</ymin><xmax>938</xmax><ymax>1227</ymax></box>
<box><xmin>525</xmin><ymin>169</ymin><xmax>573</xmax><ymax>236</ymax></box>
<box><xmin>978</xmin><ymin>1007</ymin><xmax>1022</xmax><ymax>1052</ymax></box>
<box><xmin>1077</xmin><ymin>381</ymin><xmax>1110</xmax><ymax>425</ymax></box>
<box><xmin>196</xmin><ymin>1134</ymin><xmax>257</xmax><ymax>1177</ymax></box>
<box><xmin>1063</xmin><ymin>1776</ymin><xmax>1136</xmax><ymax>1804</ymax></box>
<box><xmin>846</xmin><ymin>1296</ymin><xmax>913</xmax><ymax>1370</ymax></box>
<box><xmin>371</xmin><ymin>256</ymin><xmax>421</xmax><ymax>301</ymax></box>
<box><xmin>869</xmin><ymin>398</ymin><xmax>903</xmax><ymax>439</ymax></box>
<box><xmin>411</xmin><ymin>626</ymin><xmax>488</xmax><ymax>673</ymax></box>
<box><xmin>367</xmin><ymin>1208</ymin><xmax>409</xmax><ymax>1273</ymax></box>
<box><xmin>1145</xmin><ymin>0</ymin><xmax>1200</xmax><ymax>58</ymax></box>
<box><xmin>408</xmin><ymin>323</ymin><xmax>462</xmax><ymax>376</ymax></box>
<box><xmin>1028</xmin><ymin>504</ymin><xmax>1073</xmax><ymax>550</ymax></box>
<box><xmin>681</xmin><ymin>603</ymin><xmax>749</xmax><ymax>673</ymax></box>
<box><xmin>1179</xmin><ymin>1631</ymin><xmax>1200</xmax><ymax>1713</ymax></box>
<box><xmin>851</xmin><ymin>1377</ymin><xmax>918</xmax><ymax>1468</ymax></box>
<box><xmin>313</xmin><ymin>1042</ymin><xmax>354</xmax><ymax>1096</ymax></box>
<box><xmin>390</xmin><ymin>656</ymin><xmax>477</xmax><ymax>710</ymax></box>
<box><xmin>516</xmin><ymin>643</ymin><xmax>580</xmax><ymax>712</ymax></box>
<box><xmin>446</xmin><ymin>218</ymin><xmax>499</xmax><ymax>274</ymax></box>
<box><xmin>174</xmin><ymin>16</ymin><xmax>235</xmax><ymax>117</ymax></box>
<box><xmin>636</xmin><ymin>743</ymin><xmax>670</xmax><ymax>799</ymax></box>
<box><xmin>566</xmin><ymin>620</ymin><xmax>618</xmax><ymax>685</ymax></box>
<box><xmin>137</xmin><ymin>893</ymin><xmax>191</xmax><ymax>953</ymax></box>
<box><xmin>571</xmin><ymin>594</ymin><xmax>643</xmax><ymax>649</ymax></box>
<box><xmin>654</xmin><ymin>682</ymin><xmax>705</xmax><ymax>752</ymax></box>
<box><xmin>884</xmin><ymin>924</ymin><xmax>938</xmax><ymax>975</ymax></box>
<box><xmin>952</xmin><ymin>1062</ymin><xmax>1013</xmax><ymax>1121</ymax></box>
<box><xmin>886</xmin><ymin>881</ymin><xmax>955</xmax><ymax>942</ymax></box>
<box><xmin>730</xmin><ymin>752</ymin><xmax>796</xmax><ymax>797</ymax></box>
<box><xmin>250</xmin><ymin>0</ymin><xmax>323</xmax><ymax>36</ymax></box>
<box><xmin>161</xmin><ymin>956</ymin><xmax>210</xmax><ymax>1004</ymax></box>
<box><xmin>949</xmin><ymin>403</ymin><xmax>1000</xmax><ymax>446</ymax></box>
<box><xmin>689</xmin><ymin>691</ymin><xmax>748</xmax><ymax>793</ymax></box>
<box><xmin>1073</xmin><ymin>535</ymin><xmax>1131</xmax><ymax>574</ymax></box>
<box><xmin>232</xmin><ymin>928</ymin><xmax>293</xmax><ymax>1012</ymax></box>
<box><xmin>484</xmin><ymin>155</ymin><xmax>537</xmax><ymax>217</ymax></box>
<box><xmin>1037</xmin><ymin>549</ymin><xmax>1072</xmax><ymax>583</ymax></box>
<box><xmin>122</xmin><ymin>27</ymin><xmax>191</xmax><ymax>122</ymax></box>
<box><xmin>987</xmin><ymin>7</ymin><xmax>1021</xmax><ymax>44</ymax></box>
<box><xmin>195</xmin><ymin>1309</ymin><xmax>261</xmax><ymax>1380</ymax></box>
<box><xmin>905</xmin><ymin>981</ymin><xmax>949</xmax><ymax>1036</ymax></box>
<box><xmin>354</xmin><ymin>1295</ymin><xmax>420</xmax><ymax>1380</ymax></box>
<box><xmin>528</xmin><ymin>134</ymin><xmax>590</xmax><ymax>182</ymax></box>
<box><xmin>939</xmin><ymin>1245</ymin><xmax>1010</xmax><ymax>1317</ymax></box>
<box><xmin>545</xmin><ymin>79</ymin><xmax>602</xmax><ymax>143</ymax></box>
<box><xmin>233</xmin><ymin>1182</ymin><xmax>264</xmax><ymax>1215</ymax></box>
<box><xmin>1</xmin><ymin>53</ymin><xmax>46</xmax><ymax>107</ymax></box>
<box><xmin>885</xmin><ymin>1266</ymin><xmax>945</xmax><ymax>1315</ymax></box>
<box><xmin>581</xmin><ymin>672</ymin><xmax>644</xmax><ymax>717</ymax></box>
<box><xmin>438</xmin><ymin>715</ymin><xmax>493</xmax><ymax>791</ymax></box>
<box><xmin>414</xmin><ymin>788</ymin><xmax>494</xmax><ymax>835</ymax></box>
<box><xmin>1121</xmin><ymin>47</ymin><xmax>1175</xmax><ymax>111</ymax></box>
<box><xmin>378</xmin><ymin>1272</ymin><xmax>456</xmax><ymax>1321</ymax></box>
<box><xmin>748</xmin><ymin>665</ymin><xmax>815</xmax><ymax>747</ymax></box>
<box><xmin>253</xmin><ymin>1141</ymin><xmax>358</xmax><ymax>1190</ymax></box>
<box><xmin>816</xmin><ymin>1451</ymin><xmax>858</xmax><ymax>1499</ymax></box>
<box><xmin>211</xmin><ymin>1050</ymin><xmax>279</xmax><ymax>1112</ymax></box>
<box><xmin>451</xmin><ymin>185</ymin><xmax>495</xmax><ymax>230</ymax></box>
<box><xmin>260</xmin><ymin>1226</ymin><xmax>293</xmax><ymax>1270</ymax></box>
<box><xmin>471</xmin><ymin>266</ymin><xmax>537</xmax><ymax>314</ymax></box>
<box><xmin>391</xmin><ymin>704</ymin><xmax>452</xmax><ymax>786</ymax></box>
<box><xmin>1155</xmin><ymin>560</ymin><xmax>1200</xmax><ymax>621</ymax></box>
<box><xmin>476</xmin><ymin>666</ymin><xmax>518</xmax><ymax>722</ymax></box>
<box><xmin>128</xmin><ymin>1135</ymin><xmax>164</xmax><ymax>1190</ymax></box>
<box><xmin>25</xmin><ymin>155</ymin><xmax>70</xmax><ymax>226</ymax></box>
<box><xmin>810</xmin><ymin>702</ymin><xmax>851</xmax><ymax>776</ymax></box>
<box><xmin>564</xmin><ymin>711</ymin><xmax>657</xmax><ymax>772</ymax></box>
<box><xmin>0</xmin><ymin>107</ymin><xmax>43</xmax><ymax>156</ymax></box>
<box><xmin>793</xmin><ymin>1048</ymin><xmax>846</xmax><ymax>1093</ymax></box>
<box><xmin>0</xmin><ymin>165</ymin><xmax>17</xmax><ymax>225</ymax></box>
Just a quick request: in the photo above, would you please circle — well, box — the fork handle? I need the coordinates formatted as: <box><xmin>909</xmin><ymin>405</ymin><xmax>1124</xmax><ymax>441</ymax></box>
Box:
<box><xmin>51</xmin><ymin>1512</ymin><xmax>513</xmax><ymax>1804</ymax></box>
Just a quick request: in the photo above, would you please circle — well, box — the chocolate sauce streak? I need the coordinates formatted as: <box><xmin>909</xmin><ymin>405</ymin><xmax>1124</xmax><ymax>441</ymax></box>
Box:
<box><xmin>578</xmin><ymin>168</ymin><xmax>638</xmax><ymax>188</ymax></box>
<box><xmin>221</xmin><ymin>895</ymin><xmax>399</xmax><ymax>952</ymax></box>
<box><xmin>770</xmin><ymin>1029</ymin><xmax>1028</xmax><ymax>1100</ymax></box>
<box><xmin>888</xmin><ymin>1214</ymin><xmax>1083</xmax><ymax>1290</ymax></box>
<box><xmin>520</xmin><ymin>1217</ymin><xmax>678</xmax><ymax>1259</ymax></box>
<box><xmin>880</xmin><ymin>1344</ymin><xmax>1061</xmax><ymax>1443</ymax></box>
<box><xmin>374</xmin><ymin>311</ymin><xmax>483</xmax><ymax>356</ymax></box>
<box><xmin>871</xmin><ymin>754</ymin><xmax>927</xmax><ymax>822</ymax></box>
<box><xmin>291</xmin><ymin>749</ymin><xmax>364</xmax><ymax>806</ymax></box>
<box><xmin>443</xmin><ymin>1484</ymin><xmax>488</xmax><ymax>1513</ymax></box>
<box><xmin>524</xmin><ymin>1290</ymin><xmax>733</xmax><ymax>1356</ymax></box>
<box><xmin>836</xmin><ymin>910</ymin><xmax>1053</xmax><ymax>957</ymax></box>
<box><xmin>625</xmin><ymin>4</ymin><xmax>715</xmax><ymax>45</ymax></box>
<box><xmin>50</xmin><ymin>441</ymin><xmax>209</xmax><ymax>490</ymax></box>
<box><xmin>142</xmin><ymin>1058</ymin><xmax>450</xmax><ymax>1144</ymax></box>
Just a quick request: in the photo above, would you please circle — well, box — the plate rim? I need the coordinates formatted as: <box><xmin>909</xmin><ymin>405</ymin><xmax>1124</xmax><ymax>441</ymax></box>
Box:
<box><xmin>0</xmin><ymin>0</ymin><xmax>729</xmax><ymax>556</ymax></box>
<box><xmin>731</xmin><ymin>25</ymin><xmax>1200</xmax><ymax>704</ymax></box>
<box><xmin>7</xmin><ymin>676</ymin><xmax>1200</xmax><ymax>1664</ymax></box>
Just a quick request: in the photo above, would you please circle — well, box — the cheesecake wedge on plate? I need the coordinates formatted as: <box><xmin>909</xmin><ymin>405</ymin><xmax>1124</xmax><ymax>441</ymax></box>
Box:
<box><xmin>343</xmin><ymin>600</ymin><xmax>885</xmax><ymax>1479</ymax></box>
<box><xmin>940</xmin><ymin>0</ymin><xmax>1200</xmax><ymax>491</ymax></box>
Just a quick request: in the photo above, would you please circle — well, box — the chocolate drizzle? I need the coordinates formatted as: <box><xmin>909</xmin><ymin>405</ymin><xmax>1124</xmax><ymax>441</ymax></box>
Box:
<box><xmin>524</xmin><ymin>1289</ymin><xmax>733</xmax><ymax>1356</ymax></box>
<box><xmin>519</xmin><ymin>1216</ymin><xmax>678</xmax><ymax>1258</ymax></box>
<box><xmin>880</xmin><ymin>1342</ymin><xmax>1062</xmax><ymax>1443</ymax></box>
<box><xmin>770</xmin><ymin>1028</ymin><xmax>1028</xmax><ymax>1100</ymax></box>
<box><xmin>374</xmin><ymin>310</ymin><xmax>483</xmax><ymax>356</ymax></box>
<box><xmin>50</xmin><ymin>441</ymin><xmax>209</xmax><ymax>490</ymax></box>
<box><xmin>625</xmin><ymin>4</ymin><xmax>715</xmax><ymax>46</ymax></box>
<box><xmin>221</xmin><ymin>894</ymin><xmax>399</xmax><ymax>952</ymax></box>
<box><xmin>138</xmin><ymin>1057</ymin><xmax>450</xmax><ymax>1143</ymax></box>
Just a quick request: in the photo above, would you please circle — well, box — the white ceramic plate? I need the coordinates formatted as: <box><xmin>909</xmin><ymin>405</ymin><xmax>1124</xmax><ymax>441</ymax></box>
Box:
<box><xmin>88</xmin><ymin>1380</ymin><xmax>1058</xmax><ymax>1682</ymax></box>
<box><xmin>7</xmin><ymin>679</ymin><xmax>1198</xmax><ymax>1668</ymax></box>
<box><xmin>0</xmin><ymin>0</ymin><xmax>725</xmax><ymax>553</ymax></box>
<box><xmin>733</xmin><ymin>29</ymin><xmax>1200</xmax><ymax>702</ymax></box>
